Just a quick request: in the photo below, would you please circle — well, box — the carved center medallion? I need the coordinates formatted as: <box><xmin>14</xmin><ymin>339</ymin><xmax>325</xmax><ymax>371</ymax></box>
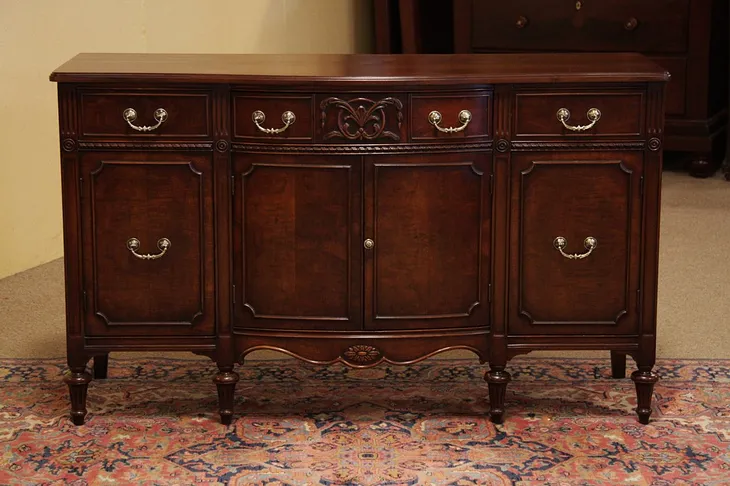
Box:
<box><xmin>343</xmin><ymin>345</ymin><xmax>381</xmax><ymax>364</ymax></box>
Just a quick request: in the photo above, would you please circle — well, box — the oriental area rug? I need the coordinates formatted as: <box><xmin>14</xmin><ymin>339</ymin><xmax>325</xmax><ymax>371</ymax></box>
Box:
<box><xmin>1</xmin><ymin>357</ymin><xmax>729</xmax><ymax>485</ymax></box>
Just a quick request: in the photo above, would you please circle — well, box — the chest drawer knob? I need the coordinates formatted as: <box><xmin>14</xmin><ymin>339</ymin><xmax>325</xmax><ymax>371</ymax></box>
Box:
<box><xmin>556</xmin><ymin>107</ymin><xmax>601</xmax><ymax>132</ymax></box>
<box><xmin>126</xmin><ymin>237</ymin><xmax>171</xmax><ymax>260</ymax></box>
<box><xmin>553</xmin><ymin>236</ymin><xmax>597</xmax><ymax>260</ymax></box>
<box><xmin>624</xmin><ymin>17</ymin><xmax>639</xmax><ymax>31</ymax></box>
<box><xmin>364</xmin><ymin>239</ymin><xmax>375</xmax><ymax>250</ymax></box>
<box><xmin>515</xmin><ymin>15</ymin><xmax>529</xmax><ymax>29</ymax></box>
<box><xmin>122</xmin><ymin>107</ymin><xmax>168</xmax><ymax>132</ymax></box>
<box><xmin>428</xmin><ymin>109</ymin><xmax>472</xmax><ymax>133</ymax></box>
<box><xmin>252</xmin><ymin>110</ymin><xmax>296</xmax><ymax>134</ymax></box>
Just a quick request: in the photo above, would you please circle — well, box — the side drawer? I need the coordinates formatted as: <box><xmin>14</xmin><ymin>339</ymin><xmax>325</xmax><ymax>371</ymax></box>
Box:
<box><xmin>232</xmin><ymin>93</ymin><xmax>313</xmax><ymax>141</ymax></box>
<box><xmin>79</xmin><ymin>89</ymin><xmax>212</xmax><ymax>139</ymax></box>
<box><xmin>514</xmin><ymin>90</ymin><xmax>645</xmax><ymax>138</ymax></box>
<box><xmin>410</xmin><ymin>92</ymin><xmax>491</xmax><ymax>141</ymax></box>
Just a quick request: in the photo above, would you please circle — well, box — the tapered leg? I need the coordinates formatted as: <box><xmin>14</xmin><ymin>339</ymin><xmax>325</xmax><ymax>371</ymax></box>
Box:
<box><xmin>213</xmin><ymin>366</ymin><xmax>239</xmax><ymax>425</ymax></box>
<box><xmin>93</xmin><ymin>354</ymin><xmax>109</xmax><ymax>379</ymax></box>
<box><xmin>64</xmin><ymin>366</ymin><xmax>92</xmax><ymax>425</ymax></box>
<box><xmin>631</xmin><ymin>369</ymin><xmax>659</xmax><ymax>424</ymax></box>
<box><xmin>610</xmin><ymin>351</ymin><xmax>626</xmax><ymax>379</ymax></box>
<box><xmin>485</xmin><ymin>367</ymin><xmax>511</xmax><ymax>424</ymax></box>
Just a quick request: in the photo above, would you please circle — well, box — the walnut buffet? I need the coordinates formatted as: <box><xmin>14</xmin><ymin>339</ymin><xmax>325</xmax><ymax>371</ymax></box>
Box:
<box><xmin>50</xmin><ymin>52</ymin><xmax>668</xmax><ymax>426</ymax></box>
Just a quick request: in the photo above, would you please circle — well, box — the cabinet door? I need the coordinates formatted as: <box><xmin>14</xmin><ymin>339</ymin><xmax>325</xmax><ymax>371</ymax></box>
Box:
<box><xmin>80</xmin><ymin>152</ymin><xmax>215</xmax><ymax>336</ymax></box>
<box><xmin>233</xmin><ymin>154</ymin><xmax>362</xmax><ymax>330</ymax></box>
<box><xmin>364</xmin><ymin>153</ymin><xmax>491</xmax><ymax>330</ymax></box>
<box><xmin>508</xmin><ymin>151</ymin><xmax>643</xmax><ymax>335</ymax></box>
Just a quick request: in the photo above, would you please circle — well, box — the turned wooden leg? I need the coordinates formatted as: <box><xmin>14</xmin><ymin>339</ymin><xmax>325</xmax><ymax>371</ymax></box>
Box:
<box><xmin>213</xmin><ymin>366</ymin><xmax>239</xmax><ymax>425</ymax></box>
<box><xmin>64</xmin><ymin>366</ymin><xmax>92</xmax><ymax>425</ymax></box>
<box><xmin>610</xmin><ymin>351</ymin><xmax>626</xmax><ymax>379</ymax></box>
<box><xmin>485</xmin><ymin>367</ymin><xmax>511</xmax><ymax>424</ymax></box>
<box><xmin>93</xmin><ymin>354</ymin><xmax>109</xmax><ymax>379</ymax></box>
<box><xmin>631</xmin><ymin>368</ymin><xmax>659</xmax><ymax>424</ymax></box>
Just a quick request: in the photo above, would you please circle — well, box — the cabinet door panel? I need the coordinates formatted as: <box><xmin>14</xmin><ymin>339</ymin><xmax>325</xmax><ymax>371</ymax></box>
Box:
<box><xmin>80</xmin><ymin>152</ymin><xmax>215</xmax><ymax>336</ymax></box>
<box><xmin>233</xmin><ymin>154</ymin><xmax>362</xmax><ymax>330</ymax></box>
<box><xmin>365</xmin><ymin>153</ymin><xmax>491</xmax><ymax>330</ymax></box>
<box><xmin>509</xmin><ymin>151</ymin><xmax>643</xmax><ymax>335</ymax></box>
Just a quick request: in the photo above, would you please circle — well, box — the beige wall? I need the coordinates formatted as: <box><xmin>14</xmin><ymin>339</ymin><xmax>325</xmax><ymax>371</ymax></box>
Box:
<box><xmin>0</xmin><ymin>0</ymin><xmax>373</xmax><ymax>279</ymax></box>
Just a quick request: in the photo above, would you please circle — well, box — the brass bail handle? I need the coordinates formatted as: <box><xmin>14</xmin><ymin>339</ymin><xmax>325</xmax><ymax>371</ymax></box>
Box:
<box><xmin>553</xmin><ymin>236</ymin><xmax>597</xmax><ymax>260</ymax></box>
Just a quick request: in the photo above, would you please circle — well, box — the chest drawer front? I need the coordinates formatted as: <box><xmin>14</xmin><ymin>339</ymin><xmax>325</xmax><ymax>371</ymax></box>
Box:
<box><xmin>80</xmin><ymin>90</ymin><xmax>211</xmax><ymax>139</ymax></box>
<box><xmin>514</xmin><ymin>91</ymin><xmax>644</xmax><ymax>138</ymax></box>
<box><xmin>508</xmin><ymin>152</ymin><xmax>643</xmax><ymax>335</ymax></box>
<box><xmin>80</xmin><ymin>153</ymin><xmax>215</xmax><ymax>336</ymax></box>
<box><xmin>470</xmin><ymin>0</ymin><xmax>689</xmax><ymax>53</ymax></box>
<box><xmin>233</xmin><ymin>94</ymin><xmax>313</xmax><ymax>141</ymax></box>
<box><xmin>410</xmin><ymin>92</ymin><xmax>491</xmax><ymax>141</ymax></box>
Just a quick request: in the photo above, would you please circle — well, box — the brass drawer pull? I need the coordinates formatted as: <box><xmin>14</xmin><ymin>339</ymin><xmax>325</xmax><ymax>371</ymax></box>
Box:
<box><xmin>428</xmin><ymin>109</ymin><xmax>472</xmax><ymax>133</ymax></box>
<box><xmin>556</xmin><ymin>107</ymin><xmax>601</xmax><ymax>132</ymax></box>
<box><xmin>122</xmin><ymin>108</ymin><xmax>168</xmax><ymax>132</ymax></box>
<box><xmin>553</xmin><ymin>236</ymin><xmax>597</xmax><ymax>260</ymax></box>
<box><xmin>516</xmin><ymin>15</ymin><xmax>529</xmax><ymax>29</ymax></box>
<box><xmin>126</xmin><ymin>237</ymin><xmax>171</xmax><ymax>260</ymax></box>
<box><xmin>624</xmin><ymin>17</ymin><xmax>639</xmax><ymax>31</ymax></box>
<box><xmin>364</xmin><ymin>239</ymin><xmax>375</xmax><ymax>250</ymax></box>
<box><xmin>252</xmin><ymin>110</ymin><xmax>296</xmax><ymax>134</ymax></box>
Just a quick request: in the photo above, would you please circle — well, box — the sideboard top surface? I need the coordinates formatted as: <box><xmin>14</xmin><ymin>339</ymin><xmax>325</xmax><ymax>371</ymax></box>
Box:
<box><xmin>49</xmin><ymin>52</ymin><xmax>669</xmax><ymax>85</ymax></box>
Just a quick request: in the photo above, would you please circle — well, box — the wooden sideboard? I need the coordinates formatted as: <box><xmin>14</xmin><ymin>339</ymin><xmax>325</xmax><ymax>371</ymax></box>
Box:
<box><xmin>381</xmin><ymin>0</ymin><xmax>728</xmax><ymax>178</ymax></box>
<box><xmin>50</xmin><ymin>52</ymin><xmax>668</xmax><ymax>426</ymax></box>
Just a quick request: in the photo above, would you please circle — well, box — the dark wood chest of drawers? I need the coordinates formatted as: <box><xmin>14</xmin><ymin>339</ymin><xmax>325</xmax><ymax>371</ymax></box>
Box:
<box><xmin>50</xmin><ymin>52</ymin><xmax>668</xmax><ymax>426</ymax></box>
<box><xmin>382</xmin><ymin>0</ymin><xmax>727</xmax><ymax>176</ymax></box>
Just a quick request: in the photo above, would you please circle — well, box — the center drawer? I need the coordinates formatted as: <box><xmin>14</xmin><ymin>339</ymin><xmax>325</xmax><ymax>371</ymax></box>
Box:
<box><xmin>513</xmin><ymin>90</ymin><xmax>645</xmax><ymax>138</ymax></box>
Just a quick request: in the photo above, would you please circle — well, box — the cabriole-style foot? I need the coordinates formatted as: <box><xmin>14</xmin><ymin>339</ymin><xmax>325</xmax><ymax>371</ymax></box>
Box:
<box><xmin>485</xmin><ymin>368</ymin><xmax>511</xmax><ymax>424</ymax></box>
<box><xmin>93</xmin><ymin>354</ymin><xmax>109</xmax><ymax>379</ymax></box>
<box><xmin>64</xmin><ymin>367</ymin><xmax>92</xmax><ymax>425</ymax></box>
<box><xmin>610</xmin><ymin>351</ymin><xmax>626</xmax><ymax>379</ymax></box>
<box><xmin>213</xmin><ymin>366</ymin><xmax>239</xmax><ymax>425</ymax></box>
<box><xmin>631</xmin><ymin>369</ymin><xmax>659</xmax><ymax>424</ymax></box>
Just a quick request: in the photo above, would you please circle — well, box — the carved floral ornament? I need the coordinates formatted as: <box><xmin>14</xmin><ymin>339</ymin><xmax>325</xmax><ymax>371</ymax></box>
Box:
<box><xmin>343</xmin><ymin>345</ymin><xmax>381</xmax><ymax>364</ymax></box>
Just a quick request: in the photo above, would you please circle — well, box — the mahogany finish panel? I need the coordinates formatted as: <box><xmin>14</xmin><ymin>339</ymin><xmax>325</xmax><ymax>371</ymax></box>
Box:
<box><xmin>364</xmin><ymin>153</ymin><xmax>490</xmax><ymax>330</ymax></box>
<box><xmin>232</xmin><ymin>154</ymin><xmax>362</xmax><ymax>330</ymax></box>
<box><xmin>51</xmin><ymin>52</ymin><xmax>667</xmax><ymax>427</ymax></box>
<box><xmin>514</xmin><ymin>91</ymin><xmax>644</xmax><ymax>138</ymax></box>
<box><xmin>79</xmin><ymin>90</ymin><xmax>211</xmax><ymax>138</ymax></box>
<box><xmin>508</xmin><ymin>152</ymin><xmax>643</xmax><ymax>335</ymax></box>
<box><xmin>232</xmin><ymin>94</ymin><xmax>313</xmax><ymax>141</ymax></box>
<box><xmin>470</xmin><ymin>0</ymin><xmax>689</xmax><ymax>54</ymax></box>
<box><xmin>79</xmin><ymin>152</ymin><xmax>215</xmax><ymax>336</ymax></box>
<box><xmin>410</xmin><ymin>92</ymin><xmax>491</xmax><ymax>141</ymax></box>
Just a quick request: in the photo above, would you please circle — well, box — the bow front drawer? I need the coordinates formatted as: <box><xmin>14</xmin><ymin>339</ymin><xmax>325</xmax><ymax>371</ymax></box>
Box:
<box><xmin>410</xmin><ymin>92</ymin><xmax>491</xmax><ymax>141</ymax></box>
<box><xmin>233</xmin><ymin>94</ymin><xmax>313</xmax><ymax>141</ymax></box>
<box><xmin>79</xmin><ymin>89</ymin><xmax>212</xmax><ymax>139</ymax></box>
<box><xmin>514</xmin><ymin>91</ymin><xmax>644</xmax><ymax>138</ymax></box>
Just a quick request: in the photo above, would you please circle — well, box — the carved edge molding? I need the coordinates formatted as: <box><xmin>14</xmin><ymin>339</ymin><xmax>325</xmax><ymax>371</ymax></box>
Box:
<box><xmin>511</xmin><ymin>141</ymin><xmax>645</xmax><ymax>151</ymax></box>
<box><xmin>78</xmin><ymin>142</ymin><xmax>214</xmax><ymax>151</ymax></box>
<box><xmin>232</xmin><ymin>142</ymin><xmax>493</xmax><ymax>154</ymax></box>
